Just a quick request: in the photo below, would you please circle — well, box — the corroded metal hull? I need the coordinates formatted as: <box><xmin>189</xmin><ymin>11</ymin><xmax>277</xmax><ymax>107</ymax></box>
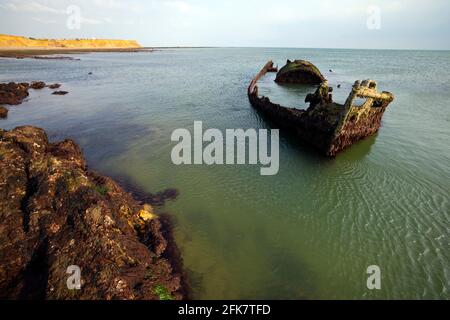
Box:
<box><xmin>248</xmin><ymin>61</ymin><xmax>394</xmax><ymax>157</ymax></box>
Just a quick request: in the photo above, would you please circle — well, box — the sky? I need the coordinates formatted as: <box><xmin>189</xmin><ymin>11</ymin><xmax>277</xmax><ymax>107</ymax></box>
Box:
<box><xmin>0</xmin><ymin>0</ymin><xmax>449</xmax><ymax>50</ymax></box>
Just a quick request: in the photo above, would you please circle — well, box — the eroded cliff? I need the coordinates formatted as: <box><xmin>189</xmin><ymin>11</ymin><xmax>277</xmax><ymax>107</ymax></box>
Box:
<box><xmin>0</xmin><ymin>34</ymin><xmax>141</xmax><ymax>49</ymax></box>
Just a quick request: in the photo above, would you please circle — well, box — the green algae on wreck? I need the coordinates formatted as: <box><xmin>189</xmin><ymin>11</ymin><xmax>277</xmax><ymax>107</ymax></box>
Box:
<box><xmin>275</xmin><ymin>59</ymin><xmax>326</xmax><ymax>85</ymax></box>
<box><xmin>249</xmin><ymin>61</ymin><xmax>394</xmax><ymax>156</ymax></box>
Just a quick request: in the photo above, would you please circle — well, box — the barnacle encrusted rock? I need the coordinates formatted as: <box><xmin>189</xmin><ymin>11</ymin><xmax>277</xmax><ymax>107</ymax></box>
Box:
<box><xmin>0</xmin><ymin>126</ymin><xmax>183</xmax><ymax>300</ymax></box>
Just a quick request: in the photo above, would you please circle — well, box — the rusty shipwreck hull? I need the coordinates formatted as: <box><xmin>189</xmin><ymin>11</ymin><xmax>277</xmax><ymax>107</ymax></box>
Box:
<box><xmin>248</xmin><ymin>61</ymin><xmax>394</xmax><ymax>157</ymax></box>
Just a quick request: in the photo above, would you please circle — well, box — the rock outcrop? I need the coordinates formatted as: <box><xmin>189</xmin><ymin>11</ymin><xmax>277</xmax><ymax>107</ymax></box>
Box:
<box><xmin>275</xmin><ymin>59</ymin><xmax>326</xmax><ymax>85</ymax></box>
<box><xmin>0</xmin><ymin>82</ymin><xmax>30</xmax><ymax>105</ymax></box>
<box><xmin>0</xmin><ymin>126</ymin><xmax>184</xmax><ymax>300</ymax></box>
<box><xmin>30</xmin><ymin>81</ymin><xmax>46</xmax><ymax>90</ymax></box>
<box><xmin>248</xmin><ymin>61</ymin><xmax>395</xmax><ymax>157</ymax></box>
<box><xmin>0</xmin><ymin>82</ymin><xmax>68</xmax><ymax>108</ymax></box>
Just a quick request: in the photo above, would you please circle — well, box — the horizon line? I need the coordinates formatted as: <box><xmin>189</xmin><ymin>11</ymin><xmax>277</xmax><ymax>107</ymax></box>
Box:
<box><xmin>145</xmin><ymin>46</ymin><xmax>450</xmax><ymax>52</ymax></box>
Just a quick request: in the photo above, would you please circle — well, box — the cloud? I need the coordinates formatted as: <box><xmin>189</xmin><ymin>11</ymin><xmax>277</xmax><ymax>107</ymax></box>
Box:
<box><xmin>162</xmin><ymin>0</ymin><xmax>192</xmax><ymax>14</ymax></box>
<box><xmin>1</xmin><ymin>1</ymin><xmax>65</xmax><ymax>14</ymax></box>
<box><xmin>81</xmin><ymin>17</ymin><xmax>105</xmax><ymax>25</ymax></box>
<box><xmin>91</xmin><ymin>0</ymin><xmax>143</xmax><ymax>13</ymax></box>
<box><xmin>254</xmin><ymin>0</ymin><xmax>406</xmax><ymax>25</ymax></box>
<box><xmin>32</xmin><ymin>17</ymin><xmax>58</xmax><ymax>24</ymax></box>
<box><xmin>0</xmin><ymin>0</ymin><xmax>115</xmax><ymax>26</ymax></box>
<box><xmin>0</xmin><ymin>0</ymin><xmax>448</xmax><ymax>49</ymax></box>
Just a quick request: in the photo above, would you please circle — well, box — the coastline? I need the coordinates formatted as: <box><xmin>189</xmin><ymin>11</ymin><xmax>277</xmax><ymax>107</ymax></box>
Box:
<box><xmin>0</xmin><ymin>125</ymin><xmax>187</xmax><ymax>300</ymax></box>
<box><xmin>0</xmin><ymin>47</ymin><xmax>152</xmax><ymax>59</ymax></box>
<box><xmin>1</xmin><ymin>46</ymin><xmax>448</xmax><ymax>300</ymax></box>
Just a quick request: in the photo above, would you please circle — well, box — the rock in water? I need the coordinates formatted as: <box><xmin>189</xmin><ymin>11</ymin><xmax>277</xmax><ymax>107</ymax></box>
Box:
<box><xmin>52</xmin><ymin>91</ymin><xmax>68</xmax><ymax>95</ymax></box>
<box><xmin>0</xmin><ymin>82</ymin><xmax>30</xmax><ymax>105</ymax></box>
<box><xmin>48</xmin><ymin>83</ymin><xmax>61</xmax><ymax>89</ymax></box>
<box><xmin>0</xmin><ymin>106</ymin><xmax>8</xmax><ymax>118</ymax></box>
<box><xmin>275</xmin><ymin>59</ymin><xmax>325</xmax><ymax>85</ymax></box>
<box><xmin>0</xmin><ymin>126</ymin><xmax>184</xmax><ymax>300</ymax></box>
<box><xmin>30</xmin><ymin>81</ymin><xmax>46</xmax><ymax>90</ymax></box>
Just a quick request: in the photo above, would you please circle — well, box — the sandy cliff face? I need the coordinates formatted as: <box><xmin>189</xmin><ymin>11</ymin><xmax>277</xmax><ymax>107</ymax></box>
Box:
<box><xmin>0</xmin><ymin>34</ymin><xmax>141</xmax><ymax>49</ymax></box>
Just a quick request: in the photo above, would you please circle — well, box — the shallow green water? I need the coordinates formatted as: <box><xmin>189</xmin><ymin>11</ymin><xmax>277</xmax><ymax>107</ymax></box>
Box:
<box><xmin>1</xmin><ymin>48</ymin><xmax>449</xmax><ymax>299</ymax></box>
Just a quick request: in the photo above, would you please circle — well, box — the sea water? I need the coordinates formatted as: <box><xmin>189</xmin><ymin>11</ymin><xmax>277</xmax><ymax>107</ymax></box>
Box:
<box><xmin>1</xmin><ymin>48</ymin><xmax>449</xmax><ymax>299</ymax></box>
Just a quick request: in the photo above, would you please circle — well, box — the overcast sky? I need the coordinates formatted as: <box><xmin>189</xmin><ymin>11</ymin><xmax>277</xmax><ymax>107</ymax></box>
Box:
<box><xmin>0</xmin><ymin>0</ymin><xmax>449</xmax><ymax>49</ymax></box>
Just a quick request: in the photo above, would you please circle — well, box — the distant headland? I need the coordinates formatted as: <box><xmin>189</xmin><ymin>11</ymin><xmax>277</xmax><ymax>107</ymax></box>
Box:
<box><xmin>0</xmin><ymin>34</ymin><xmax>144</xmax><ymax>59</ymax></box>
<box><xmin>0</xmin><ymin>34</ymin><xmax>141</xmax><ymax>49</ymax></box>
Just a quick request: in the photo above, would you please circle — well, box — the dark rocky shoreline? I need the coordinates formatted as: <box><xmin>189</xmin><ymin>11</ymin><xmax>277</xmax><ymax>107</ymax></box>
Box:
<box><xmin>0</xmin><ymin>48</ymin><xmax>149</xmax><ymax>60</ymax></box>
<box><xmin>0</xmin><ymin>82</ymin><xmax>68</xmax><ymax>120</ymax></box>
<box><xmin>0</xmin><ymin>126</ymin><xmax>186</xmax><ymax>300</ymax></box>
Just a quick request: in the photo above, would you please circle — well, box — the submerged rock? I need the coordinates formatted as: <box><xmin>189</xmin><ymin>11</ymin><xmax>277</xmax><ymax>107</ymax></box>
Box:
<box><xmin>30</xmin><ymin>81</ymin><xmax>46</xmax><ymax>90</ymax></box>
<box><xmin>0</xmin><ymin>106</ymin><xmax>8</xmax><ymax>118</ymax></box>
<box><xmin>248</xmin><ymin>61</ymin><xmax>395</xmax><ymax>157</ymax></box>
<box><xmin>111</xmin><ymin>176</ymin><xmax>179</xmax><ymax>207</ymax></box>
<box><xmin>0</xmin><ymin>126</ymin><xmax>184</xmax><ymax>300</ymax></box>
<box><xmin>48</xmin><ymin>83</ymin><xmax>61</xmax><ymax>89</ymax></box>
<box><xmin>52</xmin><ymin>91</ymin><xmax>68</xmax><ymax>95</ymax></box>
<box><xmin>32</xmin><ymin>56</ymin><xmax>80</xmax><ymax>61</ymax></box>
<box><xmin>275</xmin><ymin>59</ymin><xmax>326</xmax><ymax>85</ymax></box>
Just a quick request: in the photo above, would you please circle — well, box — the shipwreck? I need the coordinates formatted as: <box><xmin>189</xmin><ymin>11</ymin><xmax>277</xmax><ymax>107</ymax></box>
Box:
<box><xmin>248</xmin><ymin>60</ymin><xmax>394</xmax><ymax>157</ymax></box>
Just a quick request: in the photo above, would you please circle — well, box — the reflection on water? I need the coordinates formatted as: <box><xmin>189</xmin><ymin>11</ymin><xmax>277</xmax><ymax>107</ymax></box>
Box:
<box><xmin>0</xmin><ymin>48</ymin><xmax>449</xmax><ymax>299</ymax></box>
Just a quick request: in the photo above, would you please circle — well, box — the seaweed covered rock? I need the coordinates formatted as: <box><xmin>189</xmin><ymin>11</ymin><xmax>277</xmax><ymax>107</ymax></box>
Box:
<box><xmin>0</xmin><ymin>106</ymin><xmax>8</xmax><ymax>119</ymax></box>
<box><xmin>0</xmin><ymin>126</ymin><xmax>183</xmax><ymax>300</ymax></box>
<box><xmin>0</xmin><ymin>82</ymin><xmax>30</xmax><ymax>105</ymax></box>
<box><xmin>275</xmin><ymin>59</ymin><xmax>325</xmax><ymax>85</ymax></box>
<box><xmin>30</xmin><ymin>81</ymin><xmax>46</xmax><ymax>90</ymax></box>
<box><xmin>52</xmin><ymin>91</ymin><xmax>68</xmax><ymax>95</ymax></box>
